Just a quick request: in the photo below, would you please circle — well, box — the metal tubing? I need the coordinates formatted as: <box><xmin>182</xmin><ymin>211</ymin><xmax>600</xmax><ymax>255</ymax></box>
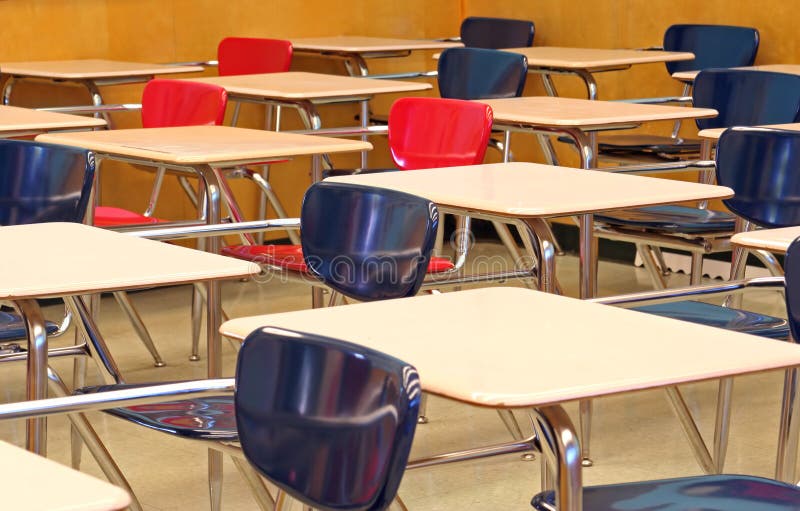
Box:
<box><xmin>112</xmin><ymin>292</ymin><xmax>165</xmax><ymax>367</ymax></box>
<box><xmin>231</xmin><ymin>102</ymin><xmax>242</xmax><ymax>127</ymax></box>
<box><xmin>190</xmin><ymin>285</ymin><xmax>203</xmax><ymax>361</ymax></box>
<box><xmin>143</xmin><ymin>166</ymin><xmax>167</xmax><ymax>217</ymax></box>
<box><xmin>575</xmin><ymin>68</ymin><xmax>599</xmax><ymax>100</ymax></box>
<box><xmin>664</xmin><ymin>387</ymin><xmax>715</xmax><ymax>473</ymax></box>
<box><xmin>360</xmin><ymin>100</ymin><xmax>369</xmax><ymax>168</ymax></box>
<box><xmin>578</xmin><ymin>400</ymin><xmax>593</xmax><ymax>467</ymax></box>
<box><xmin>531</xmin><ymin>406</ymin><xmax>582</xmax><ymax>511</ymax></box>
<box><xmin>496</xmin><ymin>409</ymin><xmax>525</xmax><ymax>440</ymax></box>
<box><xmin>713</xmin><ymin>378</ymin><xmax>734</xmax><ymax>473</ymax></box>
<box><xmin>598</xmin><ymin>159</ymin><xmax>715</xmax><ymax>174</ymax></box>
<box><xmin>232</xmin><ymin>456</ymin><xmax>275</xmax><ymax>511</ymax></box>
<box><xmin>521</xmin><ymin>218</ymin><xmax>557</xmax><ymax>293</ymax></box>
<box><xmin>578</xmin><ymin>214</ymin><xmax>598</xmax><ymax>298</ymax></box>
<box><xmin>2</xmin><ymin>76</ymin><xmax>15</xmax><ymax>105</ymax></box>
<box><xmin>122</xmin><ymin>218</ymin><xmax>300</xmax><ymax>241</ymax></box>
<box><xmin>417</xmin><ymin>393</ymin><xmax>429</xmax><ymax>424</ymax></box>
<box><xmin>64</xmin><ymin>296</ymin><xmax>123</xmax><ymax>385</ymax></box>
<box><xmin>406</xmin><ymin>436</ymin><xmax>537</xmax><ymax>470</ymax></box>
<box><xmin>636</xmin><ymin>244</ymin><xmax>668</xmax><ymax>289</ymax></box>
<box><xmin>14</xmin><ymin>299</ymin><xmax>48</xmax><ymax>453</ymax></box>
<box><xmin>776</xmin><ymin>367</ymin><xmax>800</xmax><ymax>482</ymax></box>
<box><xmin>288</xmin><ymin>125</ymin><xmax>388</xmax><ymax>137</ymax></box>
<box><xmin>209</xmin><ymin>449</ymin><xmax>223</xmax><ymax>511</ymax></box>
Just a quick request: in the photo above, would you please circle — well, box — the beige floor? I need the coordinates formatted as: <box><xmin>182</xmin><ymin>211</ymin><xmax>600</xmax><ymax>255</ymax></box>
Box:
<box><xmin>0</xmin><ymin>243</ymin><xmax>791</xmax><ymax>510</ymax></box>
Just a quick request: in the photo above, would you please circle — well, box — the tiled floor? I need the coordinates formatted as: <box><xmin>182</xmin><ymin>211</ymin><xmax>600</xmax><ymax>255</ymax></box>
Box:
<box><xmin>0</xmin><ymin>243</ymin><xmax>791</xmax><ymax>510</ymax></box>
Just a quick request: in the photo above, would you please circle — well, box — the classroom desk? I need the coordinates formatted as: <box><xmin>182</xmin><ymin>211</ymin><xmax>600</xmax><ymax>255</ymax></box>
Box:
<box><xmin>0</xmin><ymin>104</ymin><xmax>106</xmax><ymax>137</ymax></box>
<box><xmin>499</xmin><ymin>47</ymin><xmax>693</xmax><ymax>100</ymax></box>
<box><xmin>672</xmin><ymin>64</ymin><xmax>800</xmax><ymax>83</ymax></box>
<box><xmin>184</xmin><ymin>71</ymin><xmax>428</xmax><ymax>166</ymax></box>
<box><xmin>292</xmin><ymin>36</ymin><xmax>462</xmax><ymax>76</ymax></box>
<box><xmin>698</xmin><ymin>123</ymin><xmax>800</xmax><ymax>141</ymax></box>
<box><xmin>327</xmin><ymin>162</ymin><xmax>732</xmax><ymax>299</ymax></box>
<box><xmin>0</xmin><ymin>222</ymin><xmax>256</xmax><ymax>455</ymax></box>
<box><xmin>478</xmin><ymin>96</ymin><xmax>717</xmax><ymax>168</ymax></box>
<box><xmin>731</xmin><ymin>226</ymin><xmax>800</xmax><ymax>254</ymax></box>
<box><xmin>220</xmin><ymin>286</ymin><xmax>800</xmax><ymax>511</ymax></box>
<box><xmin>0</xmin><ymin>59</ymin><xmax>203</xmax><ymax>121</ymax></box>
<box><xmin>0</xmin><ymin>440</ymin><xmax>130</xmax><ymax>510</ymax></box>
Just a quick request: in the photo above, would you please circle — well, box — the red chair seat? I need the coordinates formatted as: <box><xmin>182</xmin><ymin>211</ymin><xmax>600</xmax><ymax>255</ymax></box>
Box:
<box><xmin>93</xmin><ymin>207</ymin><xmax>166</xmax><ymax>227</ymax></box>
<box><xmin>221</xmin><ymin>244</ymin><xmax>455</xmax><ymax>274</ymax></box>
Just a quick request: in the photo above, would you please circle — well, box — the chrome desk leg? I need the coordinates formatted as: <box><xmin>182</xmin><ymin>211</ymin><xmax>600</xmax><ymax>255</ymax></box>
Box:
<box><xmin>232</xmin><ymin>456</ymin><xmax>275</xmax><ymax>511</ymax></box>
<box><xmin>295</xmin><ymin>101</ymin><xmax>334</xmax><ymax>170</ymax></box>
<box><xmin>541</xmin><ymin>73</ymin><xmax>559</xmax><ymax>98</ymax></box>
<box><xmin>65</xmin><ymin>296</ymin><xmax>123</xmax><ymax>385</ymax></box>
<box><xmin>563</xmin><ymin>128</ymin><xmax>595</xmax><ymax>170</ymax></box>
<box><xmin>2</xmin><ymin>76</ymin><xmax>15</xmax><ymax>105</ymax></box>
<box><xmin>520</xmin><ymin>218</ymin><xmax>557</xmax><ymax>294</ymax></box>
<box><xmin>209</xmin><ymin>449</ymin><xmax>223</xmax><ymax>511</ymax></box>
<box><xmin>713</xmin><ymin>378</ymin><xmax>734</xmax><ymax>472</ymax></box>
<box><xmin>256</xmin><ymin>104</ymin><xmax>276</xmax><ymax>245</ymax></box>
<box><xmin>231</xmin><ymin>102</ymin><xmax>242</xmax><ymax>127</ymax></box>
<box><xmin>776</xmin><ymin>366</ymin><xmax>800</xmax><ymax>483</ymax></box>
<box><xmin>360</xmin><ymin>99</ymin><xmax>369</xmax><ymax>168</ymax></box>
<box><xmin>578</xmin><ymin>214</ymin><xmax>598</xmax><ymax>299</ymax></box>
<box><xmin>502</xmin><ymin>130</ymin><xmax>512</xmax><ymax>163</ymax></box>
<box><xmin>575</xmin><ymin>69</ymin><xmax>599</xmax><ymax>101</ymax></box>
<box><xmin>112</xmin><ymin>291</ymin><xmax>165</xmax><ymax>367</ymax></box>
<box><xmin>578</xmin><ymin>401</ymin><xmax>593</xmax><ymax>467</ymax></box>
<box><xmin>14</xmin><ymin>299</ymin><xmax>48</xmax><ymax>453</ymax></box>
<box><xmin>665</xmin><ymin>386</ymin><xmax>715</xmax><ymax>473</ymax></box>
<box><xmin>531</xmin><ymin>405</ymin><xmax>582</xmax><ymax>511</ymax></box>
<box><xmin>84</xmin><ymin>80</ymin><xmax>112</xmax><ymax>127</ymax></box>
<box><xmin>417</xmin><ymin>393</ymin><xmax>429</xmax><ymax>424</ymax></box>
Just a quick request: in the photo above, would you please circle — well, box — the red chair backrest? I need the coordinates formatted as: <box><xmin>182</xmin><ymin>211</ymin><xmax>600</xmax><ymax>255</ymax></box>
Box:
<box><xmin>388</xmin><ymin>97</ymin><xmax>493</xmax><ymax>170</ymax></box>
<box><xmin>217</xmin><ymin>37</ymin><xmax>293</xmax><ymax>76</ymax></box>
<box><xmin>141</xmin><ymin>79</ymin><xmax>227</xmax><ymax>128</ymax></box>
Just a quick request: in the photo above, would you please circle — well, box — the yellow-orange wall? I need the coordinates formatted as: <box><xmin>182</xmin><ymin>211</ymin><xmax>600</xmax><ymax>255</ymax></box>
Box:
<box><xmin>4</xmin><ymin>1</ymin><xmax>799</xmax><ymax>225</ymax></box>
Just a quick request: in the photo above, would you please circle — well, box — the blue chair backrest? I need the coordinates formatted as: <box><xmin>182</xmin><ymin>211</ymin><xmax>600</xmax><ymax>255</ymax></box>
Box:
<box><xmin>664</xmin><ymin>24</ymin><xmax>759</xmax><ymax>75</ymax></box>
<box><xmin>460</xmin><ymin>16</ymin><xmax>534</xmax><ymax>49</ymax></box>
<box><xmin>438</xmin><ymin>47</ymin><xmax>528</xmax><ymax>100</ymax></box>
<box><xmin>693</xmin><ymin>69</ymin><xmax>800</xmax><ymax>131</ymax></box>
<box><xmin>235</xmin><ymin>327</ymin><xmax>420</xmax><ymax>511</ymax></box>
<box><xmin>716</xmin><ymin>128</ymin><xmax>800</xmax><ymax>229</ymax></box>
<box><xmin>300</xmin><ymin>182</ymin><xmax>439</xmax><ymax>301</ymax></box>
<box><xmin>783</xmin><ymin>237</ymin><xmax>800</xmax><ymax>342</ymax></box>
<box><xmin>0</xmin><ymin>140</ymin><xmax>94</xmax><ymax>226</ymax></box>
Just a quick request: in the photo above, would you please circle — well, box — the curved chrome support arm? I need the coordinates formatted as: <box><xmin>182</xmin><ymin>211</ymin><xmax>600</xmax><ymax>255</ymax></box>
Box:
<box><xmin>530</xmin><ymin>406</ymin><xmax>582</xmax><ymax>511</ymax></box>
<box><xmin>612</xmin><ymin>96</ymin><xmax>693</xmax><ymax>105</ymax></box>
<box><xmin>599</xmin><ymin>159</ymin><xmax>715</xmax><ymax>174</ymax></box>
<box><xmin>37</xmin><ymin>103</ymin><xmax>142</xmax><ymax>115</ymax></box>
<box><xmin>14</xmin><ymin>299</ymin><xmax>49</xmax><ymax>453</ymax></box>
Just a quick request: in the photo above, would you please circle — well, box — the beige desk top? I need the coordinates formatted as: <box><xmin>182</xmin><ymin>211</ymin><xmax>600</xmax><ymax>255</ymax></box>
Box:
<box><xmin>36</xmin><ymin>125</ymin><xmax>372</xmax><ymax>165</ymax></box>
<box><xmin>504</xmin><ymin>47</ymin><xmax>694</xmax><ymax>71</ymax></box>
<box><xmin>0</xmin><ymin>59</ymin><xmax>203</xmax><ymax>79</ymax></box>
<box><xmin>292</xmin><ymin>36</ymin><xmax>462</xmax><ymax>53</ymax></box>
<box><xmin>326</xmin><ymin>162</ymin><xmax>732</xmax><ymax>218</ymax></box>
<box><xmin>185</xmin><ymin>71</ymin><xmax>430</xmax><ymax>100</ymax></box>
<box><xmin>0</xmin><ymin>223</ymin><xmax>257</xmax><ymax>299</ymax></box>
<box><xmin>731</xmin><ymin>227</ymin><xmax>800</xmax><ymax>253</ymax></box>
<box><xmin>699</xmin><ymin>123</ymin><xmax>800</xmax><ymax>141</ymax></box>
<box><xmin>672</xmin><ymin>64</ymin><xmax>800</xmax><ymax>82</ymax></box>
<box><xmin>220</xmin><ymin>287</ymin><xmax>800</xmax><ymax>408</ymax></box>
<box><xmin>0</xmin><ymin>440</ymin><xmax>129</xmax><ymax>510</ymax></box>
<box><xmin>481</xmin><ymin>96</ymin><xmax>717</xmax><ymax>128</ymax></box>
<box><xmin>0</xmin><ymin>105</ymin><xmax>106</xmax><ymax>133</ymax></box>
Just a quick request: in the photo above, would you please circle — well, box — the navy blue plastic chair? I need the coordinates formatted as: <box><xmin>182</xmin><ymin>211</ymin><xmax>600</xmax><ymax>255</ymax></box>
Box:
<box><xmin>532</xmin><ymin>474</ymin><xmax>800</xmax><ymax>510</ymax></box>
<box><xmin>437</xmin><ymin>47</ymin><xmax>528</xmax><ymax>100</ymax></box>
<box><xmin>460</xmin><ymin>16</ymin><xmax>534</xmax><ymax>49</ymax></box>
<box><xmin>665</xmin><ymin>24</ymin><xmax>759</xmax><ymax>76</ymax></box>
<box><xmin>76</xmin><ymin>183</ymin><xmax>437</xmax><ymax>510</ymax></box>
<box><xmin>622</xmin><ymin>127</ymin><xmax>800</xmax><ymax>335</ymax></box>
<box><xmin>598</xmin><ymin>24</ymin><xmax>760</xmax><ymax>159</ymax></box>
<box><xmin>0</xmin><ymin>140</ymin><xmax>95</xmax><ymax>341</ymax></box>
<box><xmin>237</xmin><ymin>327</ymin><xmax>420</xmax><ymax>511</ymax></box>
<box><xmin>596</xmin><ymin>71</ymin><xmax>800</xmax><ymax>286</ymax></box>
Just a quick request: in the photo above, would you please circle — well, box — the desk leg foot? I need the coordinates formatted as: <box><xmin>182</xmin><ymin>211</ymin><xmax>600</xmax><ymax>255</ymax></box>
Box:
<box><xmin>521</xmin><ymin>452</ymin><xmax>537</xmax><ymax>461</ymax></box>
<box><xmin>581</xmin><ymin>457</ymin><xmax>593</xmax><ymax>467</ymax></box>
<box><xmin>417</xmin><ymin>415</ymin><xmax>429</xmax><ymax>425</ymax></box>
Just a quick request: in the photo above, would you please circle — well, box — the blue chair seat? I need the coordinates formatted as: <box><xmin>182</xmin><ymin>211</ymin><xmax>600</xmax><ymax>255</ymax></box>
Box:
<box><xmin>633</xmin><ymin>300</ymin><xmax>789</xmax><ymax>339</ymax></box>
<box><xmin>78</xmin><ymin>384</ymin><xmax>236</xmax><ymax>440</ymax></box>
<box><xmin>0</xmin><ymin>311</ymin><xmax>59</xmax><ymax>341</ymax></box>
<box><xmin>532</xmin><ymin>474</ymin><xmax>800</xmax><ymax>510</ymax></box>
<box><xmin>595</xmin><ymin>205</ymin><xmax>737</xmax><ymax>233</ymax></box>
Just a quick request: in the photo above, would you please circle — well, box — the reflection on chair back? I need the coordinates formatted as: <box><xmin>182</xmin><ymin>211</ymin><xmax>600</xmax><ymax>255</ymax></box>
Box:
<box><xmin>438</xmin><ymin>47</ymin><xmax>528</xmax><ymax>100</ymax></box>
<box><xmin>664</xmin><ymin>24</ymin><xmax>759</xmax><ymax>75</ymax></box>
<box><xmin>693</xmin><ymin>70</ymin><xmax>800</xmax><ymax>130</ymax></box>
<box><xmin>217</xmin><ymin>37</ymin><xmax>293</xmax><ymax>76</ymax></box>
<box><xmin>236</xmin><ymin>327</ymin><xmax>420</xmax><ymax>511</ymax></box>
<box><xmin>0</xmin><ymin>140</ymin><xmax>95</xmax><ymax>225</ymax></box>
<box><xmin>460</xmin><ymin>16</ymin><xmax>534</xmax><ymax>49</ymax></box>
<box><xmin>388</xmin><ymin>97</ymin><xmax>493</xmax><ymax>170</ymax></box>
<box><xmin>141</xmin><ymin>79</ymin><xmax>228</xmax><ymax>128</ymax></box>
<box><xmin>716</xmin><ymin>128</ymin><xmax>800</xmax><ymax>229</ymax></box>
<box><xmin>300</xmin><ymin>182</ymin><xmax>438</xmax><ymax>301</ymax></box>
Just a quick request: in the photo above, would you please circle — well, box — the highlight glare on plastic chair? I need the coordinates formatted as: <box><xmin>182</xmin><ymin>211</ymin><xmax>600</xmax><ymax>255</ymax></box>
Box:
<box><xmin>460</xmin><ymin>16</ymin><xmax>535</xmax><ymax>49</ymax></box>
<box><xmin>76</xmin><ymin>182</ymin><xmax>433</xmax><ymax>511</ymax></box>
<box><xmin>595</xmin><ymin>69</ymin><xmax>800</xmax><ymax>287</ymax></box>
<box><xmin>598</xmin><ymin>24</ymin><xmax>759</xmax><ymax>160</ymax></box>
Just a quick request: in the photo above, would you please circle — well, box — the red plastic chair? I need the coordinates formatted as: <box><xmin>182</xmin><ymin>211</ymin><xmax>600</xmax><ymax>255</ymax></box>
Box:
<box><xmin>222</xmin><ymin>97</ymin><xmax>494</xmax><ymax>277</ymax></box>
<box><xmin>217</xmin><ymin>37</ymin><xmax>292</xmax><ymax>76</ymax></box>
<box><xmin>93</xmin><ymin>79</ymin><xmax>228</xmax><ymax>227</ymax></box>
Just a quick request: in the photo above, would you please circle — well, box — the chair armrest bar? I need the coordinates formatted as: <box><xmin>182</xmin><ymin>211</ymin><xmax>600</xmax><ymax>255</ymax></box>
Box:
<box><xmin>362</xmin><ymin>71</ymin><xmax>439</xmax><ymax>80</ymax></box>
<box><xmin>599</xmin><ymin>159</ymin><xmax>715</xmax><ymax>174</ymax></box>
<box><xmin>164</xmin><ymin>60</ymin><xmax>218</xmax><ymax>67</ymax></box>
<box><xmin>119</xmin><ymin>219</ymin><xmax>301</xmax><ymax>241</ymax></box>
<box><xmin>590</xmin><ymin>276</ymin><xmax>785</xmax><ymax>308</ymax></box>
<box><xmin>288</xmin><ymin>125</ymin><xmax>389</xmax><ymax>137</ymax></box>
<box><xmin>37</xmin><ymin>104</ymin><xmax>143</xmax><ymax>115</ymax></box>
<box><xmin>0</xmin><ymin>379</ymin><xmax>235</xmax><ymax>421</ymax></box>
<box><xmin>612</xmin><ymin>96</ymin><xmax>693</xmax><ymax>105</ymax></box>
